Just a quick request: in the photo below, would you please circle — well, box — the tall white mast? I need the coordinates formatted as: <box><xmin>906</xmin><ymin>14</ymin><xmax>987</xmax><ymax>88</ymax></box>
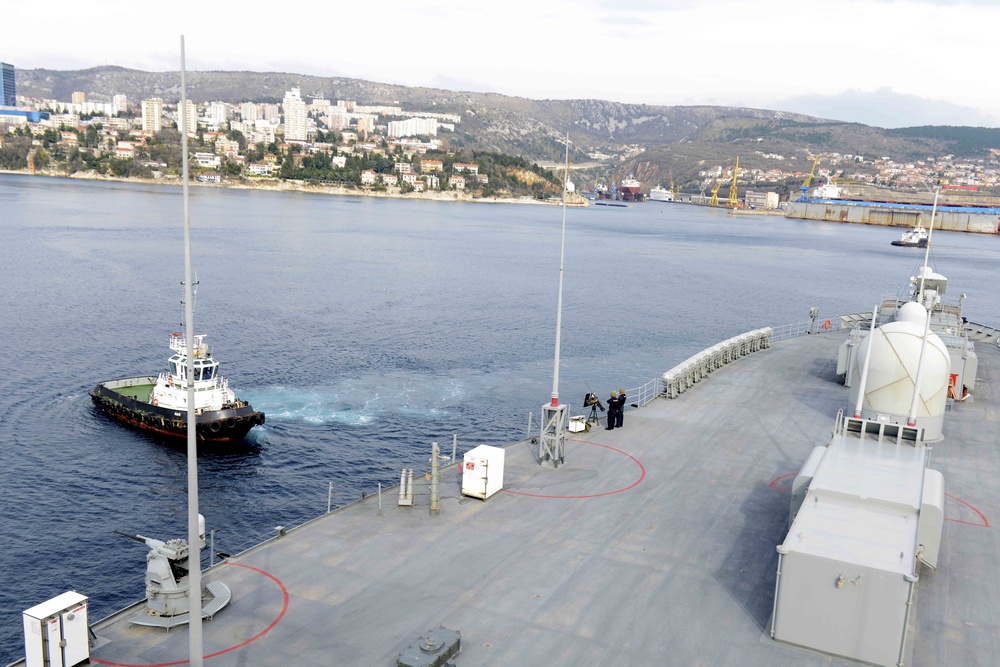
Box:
<box><xmin>550</xmin><ymin>136</ymin><xmax>570</xmax><ymax>407</ymax></box>
<box><xmin>538</xmin><ymin>135</ymin><xmax>571</xmax><ymax>467</ymax></box>
<box><xmin>180</xmin><ymin>35</ymin><xmax>204</xmax><ymax>667</ymax></box>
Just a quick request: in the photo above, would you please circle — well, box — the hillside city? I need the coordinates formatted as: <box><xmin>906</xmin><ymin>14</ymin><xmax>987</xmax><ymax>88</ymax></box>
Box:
<box><xmin>3</xmin><ymin>61</ymin><xmax>1000</xmax><ymax>203</ymax></box>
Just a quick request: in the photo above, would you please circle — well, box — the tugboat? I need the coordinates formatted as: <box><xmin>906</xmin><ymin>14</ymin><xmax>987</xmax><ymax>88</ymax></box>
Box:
<box><xmin>89</xmin><ymin>332</ymin><xmax>264</xmax><ymax>443</ymax></box>
<box><xmin>891</xmin><ymin>224</ymin><xmax>929</xmax><ymax>247</ymax></box>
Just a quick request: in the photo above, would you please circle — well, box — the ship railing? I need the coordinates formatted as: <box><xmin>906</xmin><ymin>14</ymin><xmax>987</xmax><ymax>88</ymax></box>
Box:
<box><xmin>661</xmin><ymin>327</ymin><xmax>773</xmax><ymax>399</ymax></box>
<box><xmin>770</xmin><ymin>320</ymin><xmax>826</xmax><ymax>340</ymax></box>
<box><xmin>523</xmin><ymin>377</ymin><xmax>662</xmax><ymax>435</ymax></box>
<box><xmin>631</xmin><ymin>378</ymin><xmax>660</xmax><ymax>408</ymax></box>
<box><xmin>168</xmin><ymin>333</ymin><xmax>206</xmax><ymax>352</ymax></box>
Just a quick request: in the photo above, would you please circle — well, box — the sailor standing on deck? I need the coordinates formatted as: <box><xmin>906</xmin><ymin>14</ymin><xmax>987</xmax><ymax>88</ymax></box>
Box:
<box><xmin>606</xmin><ymin>391</ymin><xmax>619</xmax><ymax>430</ymax></box>
<box><xmin>616</xmin><ymin>388</ymin><xmax>627</xmax><ymax>429</ymax></box>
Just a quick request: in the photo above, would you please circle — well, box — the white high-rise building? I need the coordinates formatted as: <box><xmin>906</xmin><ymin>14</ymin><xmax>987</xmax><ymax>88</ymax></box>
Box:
<box><xmin>260</xmin><ymin>103</ymin><xmax>280</xmax><ymax>123</ymax></box>
<box><xmin>141</xmin><ymin>98</ymin><xmax>163</xmax><ymax>132</ymax></box>
<box><xmin>282</xmin><ymin>88</ymin><xmax>307</xmax><ymax>142</ymax></box>
<box><xmin>183</xmin><ymin>100</ymin><xmax>197</xmax><ymax>135</ymax></box>
<box><xmin>240</xmin><ymin>102</ymin><xmax>259</xmax><ymax>122</ymax></box>
<box><xmin>207</xmin><ymin>101</ymin><xmax>230</xmax><ymax>129</ymax></box>
<box><xmin>112</xmin><ymin>94</ymin><xmax>127</xmax><ymax>115</ymax></box>
<box><xmin>387</xmin><ymin>117</ymin><xmax>438</xmax><ymax>139</ymax></box>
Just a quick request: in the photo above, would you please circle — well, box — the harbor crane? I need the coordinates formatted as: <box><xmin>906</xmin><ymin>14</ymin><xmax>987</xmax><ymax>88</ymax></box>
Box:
<box><xmin>799</xmin><ymin>156</ymin><xmax>820</xmax><ymax>199</ymax></box>
<box><xmin>709</xmin><ymin>180</ymin><xmax>723</xmax><ymax>207</ymax></box>
<box><xmin>727</xmin><ymin>157</ymin><xmax>740</xmax><ymax>209</ymax></box>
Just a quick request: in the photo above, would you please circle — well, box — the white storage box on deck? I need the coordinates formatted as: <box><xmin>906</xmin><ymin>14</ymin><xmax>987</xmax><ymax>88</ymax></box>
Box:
<box><xmin>23</xmin><ymin>591</ymin><xmax>89</xmax><ymax>667</ymax></box>
<box><xmin>462</xmin><ymin>445</ymin><xmax>505</xmax><ymax>500</ymax></box>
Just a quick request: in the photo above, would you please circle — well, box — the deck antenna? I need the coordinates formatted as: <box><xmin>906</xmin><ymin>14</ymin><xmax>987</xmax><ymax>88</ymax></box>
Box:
<box><xmin>906</xmin><ymin>187</ymin><xmax>940</xmax><ymax>428</ymax></box>
<box><xmin>853</xmin><ymin>304</ymin><xmax>879</xmax><ymax>419</ymax></box>
<box><xmin>538</xmin><ymin>134</ymin><xmax>571</xmax><ymax>468</ymax></box>
<box><xmin>180</xmin><ymin>34</ymin><xmax>205</xmax><ymax>667</ymax></box>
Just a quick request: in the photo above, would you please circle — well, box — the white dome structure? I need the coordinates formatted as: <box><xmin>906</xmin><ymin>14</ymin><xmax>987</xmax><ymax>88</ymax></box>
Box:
<box><xmin>850</xmin><ymin>307</ymin><xmax>950</xmax><ymax>441</ymax></box>
<box><xmin>896</xmin><ymin>301</ymin><xmax>928</xmax><ymax>326</ymax></box>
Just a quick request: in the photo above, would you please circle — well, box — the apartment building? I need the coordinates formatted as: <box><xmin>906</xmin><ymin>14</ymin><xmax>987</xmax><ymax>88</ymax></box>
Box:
<box><xmin>282</xmin><ymin>88</ymin><xmax>307</xmax><ymax>142</ymax></box>
<box><xmin>141</xmin><ymin>98</ymin><xmax>163</xmax><ymax>132</ymax></box>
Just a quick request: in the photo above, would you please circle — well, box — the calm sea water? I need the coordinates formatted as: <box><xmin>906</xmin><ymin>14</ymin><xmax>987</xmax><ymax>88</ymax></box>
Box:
<box><xmin>2</xmin><ymin>174</ymin><xmax>999</xmax><ymax>663</ymax></box>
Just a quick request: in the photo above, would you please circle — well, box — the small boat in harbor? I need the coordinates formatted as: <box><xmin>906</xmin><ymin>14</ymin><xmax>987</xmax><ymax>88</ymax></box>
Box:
<box><xmin>891</xmin><ymin>225</ymin><xmax>929</xmax><ymax>247</ymax></box>
<box><xmin>89</xmin><ymin>332</ymin><xmax>264</xmax><ymax>442</ymax></box>
<box><xmin>649</xmin><ymin>185</ymin><xmax>674</xmax><ymax>202</ymax></box>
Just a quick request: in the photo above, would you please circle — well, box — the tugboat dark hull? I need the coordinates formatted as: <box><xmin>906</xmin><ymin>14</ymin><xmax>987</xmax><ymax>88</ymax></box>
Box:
<box><xmin>89</xmin><ymin>376</ymin><xmax>265</xmax><ymax>443</ymax></box>
<box><xmin>891</xmin><ymin>238</ymin><xmax>928</xmax><ymax>247</ymax></box>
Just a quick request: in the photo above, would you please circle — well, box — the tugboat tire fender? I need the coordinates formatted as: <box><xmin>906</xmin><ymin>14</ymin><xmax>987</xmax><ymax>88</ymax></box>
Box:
<box><xmin>210</xmin><ymin>420</ymin><xmax>222</xmax><ymax>433</ymax></box>
<box><xmin>225</xmin><ymin>417</ymin><xmax>236</xmax><ymax>428</ymax></box>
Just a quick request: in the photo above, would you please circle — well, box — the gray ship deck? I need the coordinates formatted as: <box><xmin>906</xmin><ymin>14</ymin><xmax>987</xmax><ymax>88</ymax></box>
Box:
<box><xmin>78</xmin><ymin>329</ymin><xmax>1000</xmax><ymax>666</ymax></box>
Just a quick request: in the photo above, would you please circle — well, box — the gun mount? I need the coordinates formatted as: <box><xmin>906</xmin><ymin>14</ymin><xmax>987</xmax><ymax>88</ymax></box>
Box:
<box><xmin>115</xmin><ymin>515</ymin><xmax>208</xmax><ymax>618</ymax></box>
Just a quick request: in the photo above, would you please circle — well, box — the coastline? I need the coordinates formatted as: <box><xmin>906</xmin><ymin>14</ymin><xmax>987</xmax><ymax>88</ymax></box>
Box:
<box><xmin>0</xmin><ymin>169</ymin><xmax>590</xmax><ymax>207</ymax></box>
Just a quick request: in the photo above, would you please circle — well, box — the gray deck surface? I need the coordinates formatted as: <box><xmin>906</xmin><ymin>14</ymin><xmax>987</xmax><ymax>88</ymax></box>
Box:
<box><xmin>83</xmin><ymin>330</ymin><xmax>1000</xmax><ymax>666</ymax></box>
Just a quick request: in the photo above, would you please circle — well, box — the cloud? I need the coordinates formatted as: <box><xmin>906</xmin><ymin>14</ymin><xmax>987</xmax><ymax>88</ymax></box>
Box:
<box><xmin>774</xmin><ymin>87</ymin><xmax>1000</xmax><ymax>128</ymax></box>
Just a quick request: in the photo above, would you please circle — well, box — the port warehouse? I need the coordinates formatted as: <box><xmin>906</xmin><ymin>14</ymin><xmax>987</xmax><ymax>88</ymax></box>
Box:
<box><xmin>785</xmin><ymin>199</ymin><xmax>1000</xmax><ymax>234</ymax></box>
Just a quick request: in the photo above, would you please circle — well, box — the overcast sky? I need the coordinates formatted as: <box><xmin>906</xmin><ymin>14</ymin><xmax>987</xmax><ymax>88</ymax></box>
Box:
<box><xmin>6</xmin><ymin>0</ymin><xmax>999</xmax><ymax>127</ymax></box>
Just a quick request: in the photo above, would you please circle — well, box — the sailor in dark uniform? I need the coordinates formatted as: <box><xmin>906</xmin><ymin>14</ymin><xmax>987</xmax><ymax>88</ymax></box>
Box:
<box><xmin>606</xmin><ymin>391</ymin><xmax>618</xmax><ymax>430</ymax></box>
<box><xmin>616</xmin><ymin>387</ymin><xmax>627</xmax><ymax>428</ymax></box>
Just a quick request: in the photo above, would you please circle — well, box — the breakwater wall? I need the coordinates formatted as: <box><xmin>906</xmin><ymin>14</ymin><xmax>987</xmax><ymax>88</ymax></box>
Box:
<box><xmin>785</xmin><ymin>200</ymin><xmax>1000</xmax><ymax>234</ymax></box>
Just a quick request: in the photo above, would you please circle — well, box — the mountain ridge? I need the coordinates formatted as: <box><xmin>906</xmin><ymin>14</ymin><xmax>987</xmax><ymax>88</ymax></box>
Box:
<box><xmin>14</xmin><ymin>67</ymin><xmax>1000</xmax><ymax>194</ymax></box>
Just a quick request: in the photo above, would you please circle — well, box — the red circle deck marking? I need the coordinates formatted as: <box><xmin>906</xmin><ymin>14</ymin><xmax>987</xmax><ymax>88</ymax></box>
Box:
<box><xmin>768</xmin><ymin>472</ymin><xmax>796</xmax><ymax>492</ymax></box>
<box><xmin>90</xmin><ymin>562</ymin><xmax>289</xmax><ymax>666</ymax></box>
<box><xmin>767</xmin><ymin>474</ymin><xmax>989</xmax><ymax>528</ymax></box>
<box><xmin>944</xmin><ymin>492</ymin><xmax>990</xmax><ymax>527</ymax></box>
<box><xmin>502</xmin><ymin>439</ymin><xmax>646</xmax><ymax>499</ymax></box>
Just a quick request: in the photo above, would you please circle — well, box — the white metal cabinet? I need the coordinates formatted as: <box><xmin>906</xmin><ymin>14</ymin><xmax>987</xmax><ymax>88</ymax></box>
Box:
<box><xmin>462</xmin><ymin>445</ymin><xmax>505</xmax><ymax>500</ymax></box>
<box><xmin>23</xmin><ymin>591</ymin><xmax>89</xmax><ymax>667</ymax></box>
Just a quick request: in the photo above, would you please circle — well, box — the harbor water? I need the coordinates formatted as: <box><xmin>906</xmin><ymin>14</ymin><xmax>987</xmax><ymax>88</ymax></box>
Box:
<box><xmin>2</xmin><ymin>174</ymin><xmax>1000</xmax><ymax>664</ymax></box>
